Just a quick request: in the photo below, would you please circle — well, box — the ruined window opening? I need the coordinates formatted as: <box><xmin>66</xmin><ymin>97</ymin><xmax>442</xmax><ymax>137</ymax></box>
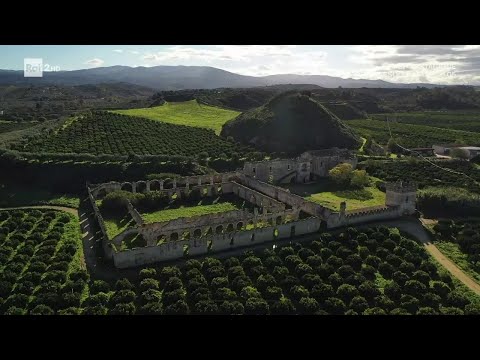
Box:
<box><xmin>215</xmin><ymin>225</ymin><xmax>223</xmax><ymax>234</ymax></box>
<box><xmin>405</xmin><ymin>196</ymin><xmax>409</xmax><ymax>203</ymax></box>
<box><xmin>170</xmin><ymin>233</ymin><xmax>179</xmax><ymax>241</ymax></box>
<box><xmin>287</xmin><ymin>165</ymin><xmax>291</xmax><ymax>171</ymax></box>
<box><xmin>251</xmin><ymin>233</ymin><xmax>255</xmax><ymax>242</ymax></box>
<box><xmin>252</xmin><ymin>167</ymin><xmax>256</xmax><ymax>174</ymax></box>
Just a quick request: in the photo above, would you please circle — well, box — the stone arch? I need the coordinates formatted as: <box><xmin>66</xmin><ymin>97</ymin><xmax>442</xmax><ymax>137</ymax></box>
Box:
<box><xmin>121</xmin><ymin>182</ymin><xmax>133</xmax><ymax>192</ymax></box>
<box><xmin>215</xmin><ymin>225</ymin><xmax>224</xmax><ymax>234</ymax></box>
<box><xmin>236</xmin><ymin>222</ymin><xmax>244</xmax><ymax>231</ymax></box>
<box><xmin>226</xmin><ymin>224</ymin><xmax>234</xmax><ymax>233</ymax></box>
<box><xmin>157</xmin><ymin>234</ymin><xmax>167</xmax><ymax>245</ymax></box>
<box><xmin>193</xmin><ymin>228</ymin><xmax>202</xmax><ymax>238</ymax></box>
<box><xmin>273</xmin><ymin>228</ymin><xmax>279</xmax><ymax>239</ymax></box>
<box><xmin>276</xmin><ymin>216</ymin><xmax>283</xmax><ymax>225</ymax></box>
<box><xmin>136</xmin><ymin>181</ymin><xmax>147</xmax><ymax>193</ymax></box>
<box><xmin>170</xmin><ymin>232</ymin><xmax>179</xmax><ymax>241</ymax></box>
<box><xmin>150</xmin><ymin>180</ymin><xmax>161</xmax><ymax>191</ymax></box>
<box><xmin>96</xmin><ymin>188</ymin><xmax>107</xmax><ymax>199</ymax></box>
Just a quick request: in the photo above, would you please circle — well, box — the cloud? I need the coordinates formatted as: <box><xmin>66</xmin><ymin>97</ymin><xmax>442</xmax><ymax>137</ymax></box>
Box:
<box><xmin>347</xmin><ymin>45</ymin><xmax>480</xmax><ymax>84</ymax></box>
<box><xmin>129</xmin><ymin>50</ymin><xmax>139</xmax><ymax>55</ymax></box>
<box><xmin>85</xmin><ymin>58</ymin><xmax>104</xmax><ymax>67</ymax></box>
<box><xmin>113</xmin><ymin>49</ymin><xmax>124</xmax><ymax>53</ymax></box>
<box><xmin>140</xmin><ymin>45</ymin><xmax>328</xmax><ymax>76</ymax></box>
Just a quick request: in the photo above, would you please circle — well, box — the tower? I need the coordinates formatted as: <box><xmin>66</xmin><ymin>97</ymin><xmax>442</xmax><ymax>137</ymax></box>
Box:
<box><xmin>385</xmin><ymin>181</ymin><xmax>417</xmax><ymax>215</ymax></box>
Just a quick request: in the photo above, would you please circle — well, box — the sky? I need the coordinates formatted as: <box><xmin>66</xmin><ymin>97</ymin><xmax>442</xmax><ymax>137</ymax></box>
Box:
<box><xmin>0</xmin><ymin>45</ymin><xmax>479</xmax><ymax>85</ymax></box>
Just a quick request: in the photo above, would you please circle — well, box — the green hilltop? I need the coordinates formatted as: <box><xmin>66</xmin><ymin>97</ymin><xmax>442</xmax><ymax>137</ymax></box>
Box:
<box><xmin>221</xmin><ymin>92</ymin><xmax>362</xmax><ymax>155</ymax></box>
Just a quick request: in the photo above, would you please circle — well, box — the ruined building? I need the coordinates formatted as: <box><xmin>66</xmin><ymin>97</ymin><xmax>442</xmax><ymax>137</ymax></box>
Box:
<box><xmin>87</xmin><ymin>149</ymin><xmax>417</xmax><ymax>268</ymax></box>
<box><xmin>243</xmin><ymin>147</ymin><xmax>358</xmax><ymax>184</ymax></box>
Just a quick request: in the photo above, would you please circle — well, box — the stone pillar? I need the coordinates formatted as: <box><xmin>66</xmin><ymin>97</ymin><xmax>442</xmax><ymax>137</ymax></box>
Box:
<box><xmin>160</xmin><ymin>181</ymin><xmax>164</xmax><ymax>190</ymax></box>
<box><xmin>146</xmin><ymin>181</ymin><xmax>151</xmax><ymax>192</ymax></box>
<box><xmin>198</xmin><ymin>177</ymin><xmax>202</xmax><ymax>186</ymax></box>
<box><xmin>173</xmin><ymin>179</ymin><xmax>177</xmax><ymax>189</ymax></box>
<box><xmin>340</xmin><ymin>201</ymin><xmax>346</xmax><ymax>217</ymax></box>
<box><xmin>210</xmin><ymin>176</ymin><xmax>214</xmax><ymax>185</ymax></box>
<box><xmin>132</xmin><ymin>182</ymin><xmax>137</xmax><ymax>193</ymax></box>
<box><xmin>186</xmin><ymin>180</ymin><xmax>190</xmax><ymax>191</ymax></box>
<box><xmin>167</xmin><ymin>191</ymin><xmax>173</xmax><ymax>201</ymax></box>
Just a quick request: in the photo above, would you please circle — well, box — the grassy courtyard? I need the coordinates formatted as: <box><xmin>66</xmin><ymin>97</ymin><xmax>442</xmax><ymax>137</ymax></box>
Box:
<box><xmin>142</xmin><ymin>202</ymin><xmax>240</xmax><ymax>223</ymax></box>
<box><xmin>285</xmin><ymin>178</ymin><xmax>386</xmax><ymax>211</ymax></box>
<box><xmin>113</xmin><ymin>100</ymin><xmax>240</xmax><ymax>134</ymax></box>
<box><xmin>103</xmin><ymin>212</ymin><xmax>136</xmax><ymax>240</ymax></box>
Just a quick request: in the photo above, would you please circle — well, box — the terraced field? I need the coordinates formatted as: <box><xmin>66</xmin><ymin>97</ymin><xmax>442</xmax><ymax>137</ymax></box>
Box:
<box><xmin>113</xmin><ymin>100</ymin><xmax>241</xmax><ymax>134</ymax></box>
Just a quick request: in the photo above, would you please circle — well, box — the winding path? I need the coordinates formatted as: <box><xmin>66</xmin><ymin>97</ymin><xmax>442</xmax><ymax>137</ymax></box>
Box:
<box><xmin>368</xmin><ymin>218</ymin><xmax>480</xmax><ymax>296</ymax></box>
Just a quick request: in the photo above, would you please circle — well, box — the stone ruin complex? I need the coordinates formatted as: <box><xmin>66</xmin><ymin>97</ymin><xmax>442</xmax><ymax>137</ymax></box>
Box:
<box><xmin>87</xmin><ymin>149</ymin><xmax>417</xmax><ymax>269</ymax></box>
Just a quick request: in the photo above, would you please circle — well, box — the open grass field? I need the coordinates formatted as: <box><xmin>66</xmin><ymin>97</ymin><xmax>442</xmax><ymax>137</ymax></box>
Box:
<box><xmin>348</xmin><ymin>118</ymin><xmax>480</xmax><ymax>148</ymax></box>
<box><xmin>370</xmin><ymin>111</ymin><xmax>480</xmax><ymax>133</ymax></box>
<box><xmin>113</xmin><ymin>100</ymin><xmax>241</xmax><ymax>134</ymax></box>
<box><xmin>142</xmin><ymin>202</ymin><xmax>240</xmax><ymax>224</ymax></box>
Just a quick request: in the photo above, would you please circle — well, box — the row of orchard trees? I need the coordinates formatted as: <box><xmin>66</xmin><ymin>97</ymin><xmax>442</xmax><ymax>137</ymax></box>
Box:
<box><xmin>50</xmin><ymin>226</ymin><xmax>480</xmax><ymax>315</ymax></box>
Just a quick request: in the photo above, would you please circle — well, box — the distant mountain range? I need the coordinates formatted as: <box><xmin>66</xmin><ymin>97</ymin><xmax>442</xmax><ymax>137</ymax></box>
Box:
<box><xmin>0</xmin><ymin>65</ymin><xmax>441</xmax><ymax>90</ymax></box>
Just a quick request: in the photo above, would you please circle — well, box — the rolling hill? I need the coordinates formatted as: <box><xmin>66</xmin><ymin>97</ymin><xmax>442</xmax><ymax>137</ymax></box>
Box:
<box><xmin>221</xmin><ymin>92</ymin><xmax>362</xmax><ymax>154</ymax></box>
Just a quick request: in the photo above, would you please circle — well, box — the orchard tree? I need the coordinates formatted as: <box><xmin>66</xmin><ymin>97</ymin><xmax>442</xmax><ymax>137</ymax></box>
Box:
<box><xmin>298</xmin><ymin>297</ymin><xmax>320</xmax><ymax>314</ymax></box>
<box><xmin>245</xmin><ymin>298</ymin><xmax>269</xmax><ymax>315</ymax></box>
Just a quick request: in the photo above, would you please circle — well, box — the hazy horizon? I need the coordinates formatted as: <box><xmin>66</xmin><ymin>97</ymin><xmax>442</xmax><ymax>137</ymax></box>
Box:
<box><xmin>1</xmin><ymin>45</ymin><xmax>479</xmax><ymax>85</ymax></box>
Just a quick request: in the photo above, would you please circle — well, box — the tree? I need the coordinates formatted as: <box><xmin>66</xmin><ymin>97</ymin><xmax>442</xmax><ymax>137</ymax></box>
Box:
<box><xmin>140</xmin><ymin>278</ymin><xmax>159</xmax><ymax>291</ymax></box>
<box><xmin>390</xmin><ymin>308</ymin><xmax>411</xmax><ymax>315</ymax></box>
<box><xmin>324</xmin><ymin>297</ymin><xmax>346</xmax><ymax>315</ymax></box>
<box><xmin>446</xmin><ymin>291</ymin><xmax>470</xmax><ymax>309</ymax></box>
<box><xmin>115</xmin><ymin>278</ymin><xmax>134</xmax><ymax>291</ymax></box>
<box><xmin>245</xmin><ymin>298</ymin><xmax>269</xmax><ymax>315</ymax></box>
<box><xmin>164</xmin><ymin>300</ymin><xmax>190</xmax><ymax>315</ymax></box>
<box><xmin>349</xmin><ymin>296</ymin><xmax>369</xmax><ymax>313</ymax></box>
<box><xmin>214</xmin><ymin>287</ymin><xmax>237</xmax><ymax>301</ymax></box>
<box><xmin>363</xmin><ymin>307</ymin><xmax>387</xmax><ymax>315</ymax></box>
<box><xmin>298</xmin><ymin>297</ymin><xmax>320</xmax><ymax>314</ymax></box>
<box><xmin>336</xmin><ymin>284</ymin><xmax>359</xmax><ymax>303</ymax></box>
<box><xmin>416</xmin><ymin>307</ymin><xmax>438</xmax><ymax>315</ymax></box>
<box><xmin>311</xmin><ymin>283</ymin><xmax>335</xmax><ymax>302</ymax></box>
<box><xmin>219</xmin><ymin>301</ymin><xmax>244</xmax><ymax>315</ymax></box>
<box><xmin>270</xmin><ymin>297</ymin><xmax>296</xmax><ymax>315</ymax></box>
<box><xmin>440</xmin><ymin>307</ymin><xmax>464</xmax><ymax>315</ymax></box>
<box><xmin>240</xmin><ymin>286</ymin><xmax>262</xmax><ymax>300</ymax></box>
<box><xmin>329</xmin><ymin>163</ymin><xmax>354</xmax><ymax>185</ymax></box>
<box><xmin>139</xmin><ymin>268</ymin><xmax>157</xmax><ymax>280</ymax></box>
<box><xmin>351</xmin><ymin>170</ymin><xmax>370</xmax><ymax>188</ymax></box>
<box><xmin>30</xmin><ymin>304</ymin><xmax>55</xmax><ymax>315</ymax></box>
<box><xmin>90</xmin><ymin>280</ymin><xmax>110</xmax><ymax>294</ymax></box>
<box><xmin>194</xmin><ymin>300</ymin><xmax>219</xmax><ymax>315</ymax></box>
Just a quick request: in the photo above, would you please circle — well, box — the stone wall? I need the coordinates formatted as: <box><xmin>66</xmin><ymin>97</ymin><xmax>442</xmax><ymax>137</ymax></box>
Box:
<box><xmin>112</xmin><ymin>216</ymin><xmax>321</xmax><ymax>269</ymax></box>
<box><xmin>87</xmin><ymin>185</ymin><xmax>114</xmax><ymax>260</ymax></box>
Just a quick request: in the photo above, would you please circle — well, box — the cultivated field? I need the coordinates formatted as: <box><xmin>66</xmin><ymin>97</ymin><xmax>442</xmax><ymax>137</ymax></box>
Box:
<box><xmin>18</xmin><ymin>111</ymin><xmax>251</xmax><ymax>158</ymax></box>
<box><xmin>349</xmin><ymin>119</ymin><xmax>480</xmax><ymax>148</ymax></box>
<box><xmin>113</xmin><ymin>100</ymin><xmax>241</xmax><ymax>134</ymax></box>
